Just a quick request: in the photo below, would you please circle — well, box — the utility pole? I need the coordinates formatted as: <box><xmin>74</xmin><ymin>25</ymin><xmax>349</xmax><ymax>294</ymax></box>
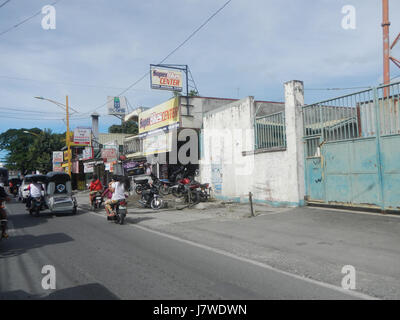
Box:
<box><xmin>382</xmin><ymin>0</ymin><xmax>400</xmax><ymax>95</ymax></box>
<box><xmin>66</xmin><ymin>95</ymin><xmax>72</xmax><ymax>177</ymax></box>
<box><xmin>382</xmin><ymin>0</ymin><xmax>390</xmax><ymax>93</ymax></box>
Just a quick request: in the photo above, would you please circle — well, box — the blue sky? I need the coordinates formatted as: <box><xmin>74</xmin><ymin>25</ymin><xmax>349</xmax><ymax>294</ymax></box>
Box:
<box><xmin>0</xmin><ymin>0</ymin><xmax>399</xmax><ymax>141</ymax></box>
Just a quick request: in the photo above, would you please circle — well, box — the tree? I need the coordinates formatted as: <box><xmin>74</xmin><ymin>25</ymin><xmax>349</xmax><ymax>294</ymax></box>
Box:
<box><xmin>26</xmin><ymin>129</ymin><xmax>65</xmax><ymax>173</ymax></box>
<box><xmin>0</xmin><ymin>128</ymin><xmax>65</xmax><ymax>174</ymax></box>
<box><xmin>108</xmin><ymin>120</ymin><xmax>138</xmax><ymax>134</ymax></box>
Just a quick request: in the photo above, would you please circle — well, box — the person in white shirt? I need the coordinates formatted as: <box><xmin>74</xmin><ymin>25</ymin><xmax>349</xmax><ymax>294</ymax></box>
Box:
<box><xmin>105</xmin><ymin>176</ymin><xmax>126</xmax><ymax>217</ymax></box>
<box><xmin>26</xmin><ymin>181</ymin><xmax>43</xmax><ymax>209</ymax></box>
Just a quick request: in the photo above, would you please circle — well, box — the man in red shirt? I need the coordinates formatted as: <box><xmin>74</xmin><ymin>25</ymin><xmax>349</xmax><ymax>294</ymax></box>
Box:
<box><xmin>89</xmin><ymin>175</ymin><xmax>103</xmax><ymax>204</ymax></box>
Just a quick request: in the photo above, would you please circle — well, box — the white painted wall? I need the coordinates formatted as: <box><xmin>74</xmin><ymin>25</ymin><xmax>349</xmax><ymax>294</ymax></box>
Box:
<box><xmin>200</xmin><ymin>81</ymin><xmax>305</xmax><ymax>207</ymax></box>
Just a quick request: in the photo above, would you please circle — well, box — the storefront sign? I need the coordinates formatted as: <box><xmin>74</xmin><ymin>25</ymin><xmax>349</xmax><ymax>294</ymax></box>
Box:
<box><xmin>139</xmin><ymin>97</ymin><xmax>180</xmax><ymax>134</ymax></box>
<box><xmin>72</xmin><ymin>128</ymin><xmax>92</xmax><ymax>146</ymax></box>
<box><xmin>52</xmin><ymin>162</ymin><xmax>63</xmax><ymax>172</ymax></box>
<box><xmin>143</xmin><ymin>131</ymin><xmax>173</xmax><ymax>156</ymax></box>
<box><xmin>150</xmin><ymin>66</ymin><xmax>183</xmax><ymax>92</ymax></box>
<box><xmin>84</xmin><ymin>162</ymin><xmax>94</xmax><ymax>173</ymax></box>
<box><xmin>82</xmin><ymin>147</ymin><xmax>93</xmax><ymax>160</ymax></box>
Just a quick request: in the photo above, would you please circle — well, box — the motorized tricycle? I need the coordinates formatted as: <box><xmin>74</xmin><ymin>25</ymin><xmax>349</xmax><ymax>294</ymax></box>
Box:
<box><xmin>45</xmin><ymin>172</ymin><xmax>77</xmax><ymax>215</ymax></box>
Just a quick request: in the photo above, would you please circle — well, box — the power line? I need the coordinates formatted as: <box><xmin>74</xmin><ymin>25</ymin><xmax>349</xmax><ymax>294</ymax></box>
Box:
<box><xmin>0</xmin><ymin>0</ymin><xmax>62</xmax><ymax>37</ymax></box>
<box><xmin>83</xmin><ymin>0</ymin><xmax>233</xmax><ymax>116</ymax></box>
<box><xmin>0</xmin><ymin>115</ymin><xmax>65</xmax><ymax>120</ymax></box>
<box><xmin>305</xmin><ymin>86</ymin><xmax>372</xmax><ymax>91</ymax></box>
<box><xmin>0</xmin><ymin>75</ymin><xmax>151</xmax><ymax>91</ymax></box>
<box><xmin>0</xmin><ymin>0</ymin><xmax>11</xmax><ymax>9</ymax></box>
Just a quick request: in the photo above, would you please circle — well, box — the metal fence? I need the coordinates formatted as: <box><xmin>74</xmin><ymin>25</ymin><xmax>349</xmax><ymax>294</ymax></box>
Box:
<box><xmin>303</xmin><ymin>81</ymin><xmax>400</xmax><ymax>157</ymax></box>
<box><xmin>255</xmin><ymin>111</ymin><xmax>286</xmax><ymax>150</ymax></box>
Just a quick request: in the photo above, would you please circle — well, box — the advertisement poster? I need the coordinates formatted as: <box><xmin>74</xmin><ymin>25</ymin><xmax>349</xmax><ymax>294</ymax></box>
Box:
<box><xmin>139</xmin><ymin>97</ymin><xmax>180</xmax><ymax>134</ymax></box>
<box><xmin>150</xmin><ymin>66</ymin><xmax>183</xmax><ymax>92</ymax></box>
<box><xmin>107</xmin><ymin>96</ymin><xmax>127</xmax><ymax>115</ymax></box>
<box><xmin>52</xmin><ymin>151</ymin><xmax>63</xmax><ymax>163</ymax></box>
<box><xmin>72</xmin><ymin>128</ymin><xmax>92</xmax><ymax>146</ymax></box>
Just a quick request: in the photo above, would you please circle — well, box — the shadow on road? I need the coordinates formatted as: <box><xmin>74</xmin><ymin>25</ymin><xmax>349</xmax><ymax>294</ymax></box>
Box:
<box><xmin>0</xmin><ymin>233</ymin><xmax>74</xmax><ymax>259</ymax></box>
<box><xmin>125</xmin><ymin>216</ymin><xmax>154</xmax><ymax>224</ymax></box>
<box><xmin>0</xmin><ymin>283</ymin><xmax>119</xmax><ymax>300</ymax></box>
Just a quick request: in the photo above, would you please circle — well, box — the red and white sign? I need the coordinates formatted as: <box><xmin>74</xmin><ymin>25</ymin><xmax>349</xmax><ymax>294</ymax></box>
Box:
<box><xmin>73</xmin><ymin>128</ymin><xmax>91</xmax><ymax>146</ymax></box>
<box><xmin>52</xmin><ymin>151</ymin><xmax>63</xmax><ymax>163</ymax></box>
<box><xmin>101</xmin><ymin>148</ymin><xmax>117</xmax><ymax>162</ymax></box>
<box><xmin>150</xmin><ymin>66</ymin><xmax>183</xmax><ymax>92</ymax></box>
<box><xmin>82</xmin><ymin>147</ymin><xmax>93</xmax><ymax>160</ymax></box>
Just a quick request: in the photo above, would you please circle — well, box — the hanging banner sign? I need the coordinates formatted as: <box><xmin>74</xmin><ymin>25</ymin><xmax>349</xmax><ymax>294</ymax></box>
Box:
<box><xmin>139</xmin><ymin>97</ymin><xmax>180</xmax><ymax>134</ymax></box>
<box><xmin>150</xmin><ymin>65</ymin><xmax>183</xmax><ymax>92</ymax></box>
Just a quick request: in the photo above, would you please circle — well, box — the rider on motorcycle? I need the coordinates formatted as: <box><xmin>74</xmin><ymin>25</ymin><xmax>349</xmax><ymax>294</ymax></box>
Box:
<box><xmin>89</xmin><ymin>175</ymin><xmax>103</xmax><ymax>205</ymax></box>
<box><xmin>105</xmin><ymin>175</ymin><xmax>126</xmax><ymax>218</ymax></box>
<box><xmin>26</xmin><ymin>180</ymin><xmax>44</xmax><ymax>209</ymax></box>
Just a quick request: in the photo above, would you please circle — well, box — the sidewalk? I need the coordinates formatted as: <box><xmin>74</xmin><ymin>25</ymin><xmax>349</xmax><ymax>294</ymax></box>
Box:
<box><xmin>74</xmin><ymin>191</ymin><xmax>400</xmax><ymax>299</ymax></box>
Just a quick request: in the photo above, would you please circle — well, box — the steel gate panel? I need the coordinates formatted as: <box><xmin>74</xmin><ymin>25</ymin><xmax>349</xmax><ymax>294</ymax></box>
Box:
<box><xmin>303</xmin><ymin>81</ymin><xmax>400</xmax><ymax>211</ymax></box>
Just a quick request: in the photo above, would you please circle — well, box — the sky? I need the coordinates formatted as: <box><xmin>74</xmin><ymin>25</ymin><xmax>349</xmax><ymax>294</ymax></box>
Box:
<box><xmin>0</xmin><ymin>0</ymin><xmax>399</xmax><ymax>144</ymax></box>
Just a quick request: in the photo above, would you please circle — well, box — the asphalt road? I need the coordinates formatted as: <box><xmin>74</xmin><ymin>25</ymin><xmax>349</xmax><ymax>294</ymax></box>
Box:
<box><xmin>0</xmin><ymin>199</ymin><xmax>370</xmax><ymax>300</ymax></box>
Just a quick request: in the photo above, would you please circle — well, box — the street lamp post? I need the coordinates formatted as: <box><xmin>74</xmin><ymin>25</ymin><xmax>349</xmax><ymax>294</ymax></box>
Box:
<box><xmin>34</xmin><ymin>96</ymin><xmax>73</xmax><ymax>177</ymax></box>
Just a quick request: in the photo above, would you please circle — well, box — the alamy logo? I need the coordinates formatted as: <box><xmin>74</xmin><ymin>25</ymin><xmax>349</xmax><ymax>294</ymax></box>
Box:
<box><xmin>41</xmin><ymin>5</ymin><xmax>56</xmax><ymax>30</ymax></box>
<box><xmin>341</xmin><ymin>265</ymin><xmax>356</xmax><ymax>290</ymax></box>
<box><xmin>341</xmin><ymin>5</ymin><xmax>356</xmax><ymax>30</ymax></box>
<box><xmin>41</xmin><ymin>265</ymin><xmax>56</xmax><ymax>290</ymax></box>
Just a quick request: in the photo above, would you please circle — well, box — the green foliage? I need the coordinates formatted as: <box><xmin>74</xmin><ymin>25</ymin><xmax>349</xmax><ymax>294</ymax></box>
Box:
<box><xmin>0</xmin><ymin>128</ymin><xmax>65</xmax><ymax>174</ymax></box>
<box><xmin>189</xmin><ymin>90</ymin><xmax>199</xmax><ymax>97</ymax></box>
<box><xmin>108</xmin><ymin>121</ymin><xmax>138</xmax><ymax>134</ymax></box>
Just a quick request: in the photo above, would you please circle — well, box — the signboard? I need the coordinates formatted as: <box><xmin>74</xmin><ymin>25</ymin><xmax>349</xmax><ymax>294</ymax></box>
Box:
<box><xmin>107</xmin><ymin>96</ymin><xmax>127</xmax><ymax>115</ymax></box>
<box><xmin>72</xmin><ymin>128</ymin><xmax>91</xmax><ymax>146</ymax></box>
<box><xmin>139</xmin><ymin>97</ymin><xmax>180</xmax><ymax>134</ymax></box>
<box><xmin>53</xmin><ymin>162</ymin><xmax>63</xmax><ymax>172</ymax></box>
<box><xmin>101</xmin><ymin>148</ymin><xmax>118</xmax><ymax>162</ymax></box>
<box><xmin>84</xmin><ymin>162</ymin><xmax>94</xmax><ymax>173</ymax></box>
<box><xmin>52</xmin><ymin>151</ymin><xmax>63</xmax><ymax>163</ymax></box>
<box><xmin>82</xmin><ymin>147</ymin><xmax>93</xmax><ymax>160</ymax></box>
<box><xmin>150</xmin><ymin>66</ymin><xmax>183</xmax><ymax>92</ymax></box>
<box><xmin>143</xmin><ymin>131</ymin><xmax>173</xmax><ymax>156</ymax></box>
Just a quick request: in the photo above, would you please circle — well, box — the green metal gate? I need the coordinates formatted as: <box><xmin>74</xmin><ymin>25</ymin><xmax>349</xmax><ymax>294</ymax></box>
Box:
<box><xmin>303</xmin><ymin>81</ymin><xmax>400</xmax><ymax>211</ymax></box>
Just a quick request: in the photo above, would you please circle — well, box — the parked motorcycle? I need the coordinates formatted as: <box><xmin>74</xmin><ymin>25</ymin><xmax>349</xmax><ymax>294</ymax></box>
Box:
<box><xmin>138</xmin><ymin>185</ymin><xmax>163</xmax><ymax>210</ymax></box>
<box><xmin>134</xmin><ymin>178</ymin><xmax>151</xmax><ymax>195</ymax></box>
<box><xmin>170</xmin><ymin>177</ymin><xmax>191</xmax><ymax>198</ymax></box>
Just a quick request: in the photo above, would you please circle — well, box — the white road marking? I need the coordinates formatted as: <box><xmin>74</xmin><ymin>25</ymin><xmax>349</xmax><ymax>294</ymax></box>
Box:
<box><xmin>86</xmin><ymin>209</ymin><xmax>378</xmax><ymax>300</ymax></box>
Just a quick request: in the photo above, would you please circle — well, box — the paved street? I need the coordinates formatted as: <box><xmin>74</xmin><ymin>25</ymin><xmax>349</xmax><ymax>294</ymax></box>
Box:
<box><xmin>0</xmin><ymin>198</ymin><xmax>376</xmax><ymax>300</ymax></box>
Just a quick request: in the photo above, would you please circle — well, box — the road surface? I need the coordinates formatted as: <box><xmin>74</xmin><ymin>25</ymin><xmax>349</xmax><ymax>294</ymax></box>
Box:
<box><xmin>0</xmin><ymin>199</ymin><xmax>370</xmax><ymax>300</ymax></box>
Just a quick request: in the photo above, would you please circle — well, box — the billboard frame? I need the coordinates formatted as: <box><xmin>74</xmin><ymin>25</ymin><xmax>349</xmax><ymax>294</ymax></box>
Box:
<box><xmin>150</xmin><ymin>64</ymin><xmax>188</xmax><ymax>94</ymax></box>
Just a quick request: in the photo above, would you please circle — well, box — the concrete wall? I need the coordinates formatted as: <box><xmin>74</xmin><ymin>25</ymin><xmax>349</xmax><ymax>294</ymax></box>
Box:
<box><xmin>200</xmin><ymin>81</ymin><xmax>305</xmax><ymax>207</ymax></box>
